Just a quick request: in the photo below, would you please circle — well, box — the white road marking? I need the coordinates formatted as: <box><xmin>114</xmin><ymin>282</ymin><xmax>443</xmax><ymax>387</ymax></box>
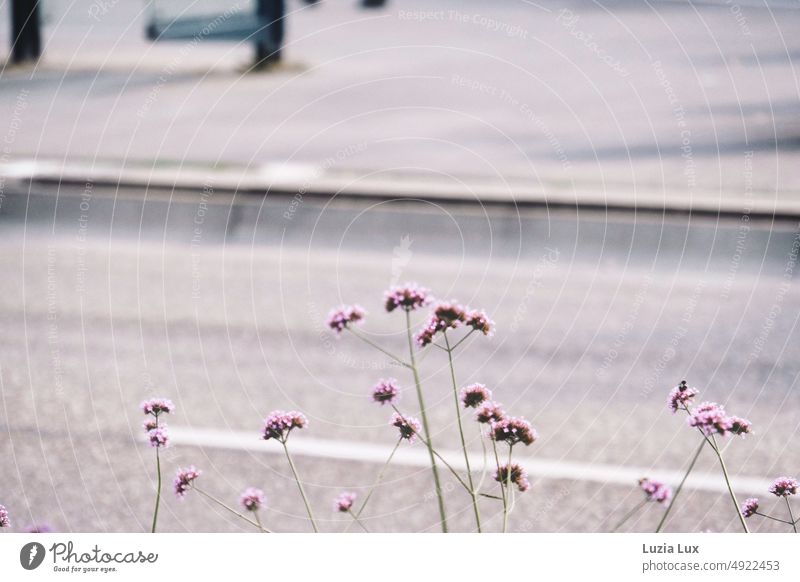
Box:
<box><xmin>164</xmin><ymin>426</ymin><xmax>771</xmax><ymax>495</ymax></box>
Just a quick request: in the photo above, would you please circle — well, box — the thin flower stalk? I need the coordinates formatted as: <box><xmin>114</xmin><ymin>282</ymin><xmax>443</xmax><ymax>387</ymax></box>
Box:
<box><xmin>281</xmin><ymin>441</ymin><xmax>319</xmax><ymax>533</ymax></box>
<box><xmin>611</xmin><ymin>499</ymin><xmax>648</xmax><ymax>533</ymax></box>
<box><xmin>443</xmin><ymin>330</ymin><xmax>482</xmax><ymax>533</ymax></box>
<box><xmin>195</xmin><ymin>487</ymin><xmax>271</xmax><ymax>533</ymax></box>
<box><xmin>344</xmin><ymin>438</ymin><xmax>402</xmax><ymax>533</ymax></box>
<box><xmin>656</xmin><ymin>438</ymin><xmax>705</xmax><ymax>532</ymax></box>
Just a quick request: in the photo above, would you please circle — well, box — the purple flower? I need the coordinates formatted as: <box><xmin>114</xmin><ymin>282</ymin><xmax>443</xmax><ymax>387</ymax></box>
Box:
<box><xmin>147</xmin><ymin>427</ymin><xmax>169</xmax><ymax>448</ymax></box>
<box><xmin>174</xmin><ymin>466</ymin><xmax>201</xmax><ymax>498</ymax></box>
<box><xmin>261</xmin><ymin>410</ymin><xmax>308</xmax><ymax>442</ymax></box>
<box><xmin>143</xmin><ymin>419</ymin><xmax>158</xmax><ymax>432</ymax></box>
<box><xmin>494</xmin><ymin>463</ymin><xmax>530</xmax><ymax>492</ymax></box>
<box><xmin>141</xmin><ymin>398</ymin><xmax>175</xmax><ymax>416</ymax></box>
<box><xmin>0</xmin><ymin>505</ymin><xmax>9</xmax><ymax>528</ymax></box>
<box><xmin>491</xmin><ymin>417</ymin><xmax>537</xmax><ymax>446</ymax></box>
<box><xmin>727</xmin><ymin>416</ymin><xmax>752</xmax><ymax>437</ymax></box>
<box><xmin>240</xmin><ymin>487</ymin><xmax>266</xmax><ymax>512</ymax></box>
<box><xmin>769</xmin><ymin>476</ymin><xmax>798</xmax><ymax>497</ymax></box>
<box><xmin>384</xmin><ymin>284</ymin><xmax>431</xmax><ymax>313</ymax></box>
<box><xmin>465</xmin><ymin>309</ymin><xmax>494</xmax><ymax>337</ymax></box>
<box><xmin>335</xmin><ymin>492</ymin><xmax>357</xmax><ymax>512</ymax></box>
<box><xmin>460</xmin><ymin>383</ymin><xmax>492</xmax><ymax>408</ymax></box>
<box><xmin>668</xmin><ymin>380</ymin><xmax>698</xmax><ymax>413</ymax></box>
<box><xmin>687</xmin><ymin>402</ymin><xmax>731</xmax><ymax>436</ymax></box>
<box><xmin>415</xmin><ymin>301</ymin><xmax>467</xmax><ymax>347</ymax></box>
<box><xmin>639</xmin><ymin>478</ymin><xmax>672</xmax><ymax>504</ymax></box>
<box><xmin>391</xmin><ymin>412</ymin><xmax>421</xmax><ymax>442</ymax></box>
<box><xmin>371</xmin><ymin>378</ymin><xmax>401</xmax><ymax>406</ymax></box>
<box><xmin>326</xmin><ymin>305</ymin><xmax>366</xmax><ymax>335</ymax></box>
<box><xmin>475</xmin><ymin>401</ymin><xmax>505</xmax><ymax>424</ymax></box>
<box><xmin>741</xmin><ymin>498</ymin><xmax>759</xmax><ymax>518</ymax></box>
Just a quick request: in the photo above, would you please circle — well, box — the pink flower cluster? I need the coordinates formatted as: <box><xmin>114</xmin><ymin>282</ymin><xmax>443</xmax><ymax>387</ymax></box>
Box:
<box><xmin>141</xmin><ymin>397</ymin><xmax>173</xmax><ymax>448</ymax></box>
<box><xmin>384</xmin><ymin>283</ymin><xmax>431</xmax><ymax>313</ymax></box>
<box><xmin>240</xmin><ymin>487</ymin><xmax>266</xmax><ymax>512</ymax></box>
<box><xmin>494</xmin><ymin>463</ymin><xmax>531</xmax><ymax>492</ymax></box>
<box><xmin>174</xmin><ymin>466</ymin><xmax>201</xmax><ymax>498</ymax></box>
<box><xmin>261</xmin><ymin>410</ymin><xmax>308</xmax><ymax>442</ymax></box>
<box><xmin>371</xmin><ymin>378</ymin><xmax>401</xmax><ymax>406</ymax></box>
<box><xmin>491</xmin><ymin>417</ymin><xmax>538</xmax><ymax>447</ymax></box>
<box><xmin>769</xmin><ymin>476</ymin><xmax>798</xmax><ymax>497</ymax></box>
<box><xmin>335</xmin><ymin>492</ymin><xmax>357</xmax><ymax>512</ymax></box>
<box><xmin>460</xmin><ymin>383</ymin><xmax>492</xmax><ymax>408</ymax></box>
<box><xmin>326</xmin><ymin>305</ymin><xmax>366</xmax><ymax>335</ymax></box>
<box><xmin>475</xmin><ymin>401</ymin><xmax>505</xmax><ymax>424</ymax></box>
<box><xmin>667</xmin><ymin>380</ymin><xmax>698</xmax><ymax>413</ymax></box>
<box><xmin>415</xmin><ymin>301</ymin><xmax>495</xmax><ymax>347</ymax></box>
<box><xmin>740</xmin><ymin>498</ymin><xmax>759</xmax><ymax>518</ymax></box>
<box><xmin>639</xmin><ymin>478</ymin><xmax>672</xmax><ymax>504</ymax></box>
<box><xmin>391</xmin><ymin>412</ymin><xmax>421</xmax><ymax>442</ymax></box>
<box><xmin>0</xmin><ymin>504</ymin><xmax>9</xmax><ymax>528</ymax></box>
<box><xmin>141</xmin><ymin>398</ymin><xmax>175</xmax><ymax>416</ymax></box>
<box><xmin>688</xmin><ymin>402</ymin><xmax>752</xmax><ymax>437</ymax></box>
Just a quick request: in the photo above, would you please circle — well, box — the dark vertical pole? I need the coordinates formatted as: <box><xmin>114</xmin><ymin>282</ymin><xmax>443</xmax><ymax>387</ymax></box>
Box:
<box><xmin>255</xmin><ymin>0</ymin><xmax>284</xmax><ymax>68</ymax></box>
<box><xmin>10</xmin><ymin>0</ymin><xmax>41</xmax><ymax>64</ymax></box>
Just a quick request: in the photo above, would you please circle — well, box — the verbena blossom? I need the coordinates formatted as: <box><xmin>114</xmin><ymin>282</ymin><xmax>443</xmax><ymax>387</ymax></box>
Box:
<box><xmin>335</xmin><ymin>492</ymin><xmax>357</xmax><ymax>512</ymax></box>
<box><xmin>326</xmin><ymin>305</ymin><xmax>366</xmax><ymax>335</ymax></box>
<box><xmin>384</xmin><ymin>284</ymin><xmax>431</xmax><ymax>313</ymax></box>
<box><xmin>143</xmin><ymin>419</ymin><xmax>158</xmax><ymax>432</ymax></box>
<box><xmin>494</xmin><ymin>463</ymin><xmax>531</xmax><ymax>492</ymax></box>
<box><xmin>475</xmin><ymin>401</ymin><xmax>505</xmax><ymax>424</ymax></box>
<box><xmin>415</xmin><ymin>301</ymin><xmax>467</xmax><ymax>347</ymax></box>
<box><xmin>727</xmin><ymin>416</ymin><xmax>752</xmax><ymax>437</ymax></box>
<box><xmin>0</xmin><ymin>505</ymin><xmax>9</xmax><ymax>528</ymax></box>
<box><xmin>261</xmin><ymin>410</ymin><xmax>308</xmax><ymax>442</ymax></box>
<box><xmin>391</xmin><ymin>412</ymin><xmax>421</xmax><ymax>442</ymax></box>
<box><xmin>491</xmin><ymin>417</ymin><xmax>537</xmax><ymax>446</ymax></box>
<box><xmin>741</xmin><ymin>498</ymin><xmax>759</xmax><ymax>518</ymax></box>
<box><xmin>174</xmin><ymin>466</ymin><xmax>201</xmax><ymax>498</ymax></box>
<box><xmin>639</xmin><ymin>478</ymin><xmax>672</xmax><ymax>504</ymax></box>
<box><xmin>240</xmin><ymin>488</ymin><xmax>266</xmax><ymax>512</ymax></box>
<box><xmin>372</xmin><ymin>378</ymin><xmax>401</xmax><ymax>406</ymax></box>
<box><xmin>687</xmin><ymin>402</ymin><xmax>731</xmax><ymax>436</ymax></box>
<box><xmin>147</xmin><ymin>427</ymin><xmax>169</xmax><ymax>448</ymax></box>
<box><xmin>769</xmin><ymin>476</ymin><xmax>798</xmax><ymax>497</ymax></box>
<box><xmin>667</xmin><ymin>380</ymin><xmax>698</xmax><ymax>413</ymax></box>
<box><xmin>141</xmin><ymin>398</ymin><xmax>175</xmax><ymax>416</ymax></box>
<box><xmin>465</xmin><ymin>309</ymin><xmax>494</xmax><ymax>337</ymax></box>
<box><xmin>460</xmin><ymin>383</ymin><xmax>492</xmax><ymax>408</ymax></box>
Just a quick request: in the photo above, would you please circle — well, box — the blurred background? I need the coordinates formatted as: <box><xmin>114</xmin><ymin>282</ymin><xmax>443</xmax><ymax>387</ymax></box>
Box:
<box><xmin>0</xmin><ymin>0</ymin><xmax>799</xmax><ymax>533</ymax></box>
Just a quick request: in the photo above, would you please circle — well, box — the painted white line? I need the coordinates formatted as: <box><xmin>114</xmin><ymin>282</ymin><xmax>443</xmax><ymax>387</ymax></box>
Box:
<box><xmin>163</xmin><ymin>427</ymin><xmax>771</xmax><ymax>495</ymax></box>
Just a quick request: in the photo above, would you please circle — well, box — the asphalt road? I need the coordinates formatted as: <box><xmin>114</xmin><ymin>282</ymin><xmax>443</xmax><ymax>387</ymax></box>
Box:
<box><xmin>1</xmin><ymin>0</ymin><xmax>799</xmax><ymax>207</ymax></box>
<box><xmin>1</xmin><ymin>187</ymin><xmax>798</xmax><ymax>532</ymax></box>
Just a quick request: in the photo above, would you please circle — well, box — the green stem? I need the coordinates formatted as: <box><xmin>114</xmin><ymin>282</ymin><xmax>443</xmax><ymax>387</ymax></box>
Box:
<box><xmin>785</xmin><ymin>498</ymin><xmax>798</xmax><ymax>533</ymax></box>
<box><xmin>405</xmin><ymin>309</ymin><xmax>448</xmax><ymax>533</ymax></box>
<box><xmin>347</xmin><ymin>327</ymin><xmax>410</xmax><ymax>368</ymax></box>
<box><xmin>194</xmin><ymin>488</ymin><xmax>271</xmax><ymax>532</ymax></box>
<box><xmin>344</xmin><ymin>439</ymin><xmax>402</xmax><ymax>533</ymax></box>
<box><xmin>502</xmin><ymin>445</ymin><xmax>512</xmax><ymax>533</ymax></box>
<box><xmin>282</xmin><ymin>441</ymin><xmax>319</xmax><ymax>532</ymax></box>
<box><xmin>444</xmin><ymin>331</ymin><xmax>482</xmax><ymax>533</ymax></box>
<box><xmin>656</xmin><ymin>438</ymin><xmax>705</xmax><ymax>533</ymax></box>
<box><xmin>709</xmin><ymin>434</ymin><xmax>749</xmax><ymax>533</ymax></box>
<box><xmin>611</xmin><ymin>498</ymin><xmax>648</xmax><ymax>533</ymax></box>
<box><xmin>753</xmin><ymin>511</ymin><xmax>795</xmax><ymax>526</ymax></box>
<box><xmin>150</xmin><ymin>446</ymin><xmax>162</xmax><ymax>533</ymax></box>
<box><xmin>492</xmin><ymin>438</ymin><xmax>508</xmax><ymax>525</ymax></box>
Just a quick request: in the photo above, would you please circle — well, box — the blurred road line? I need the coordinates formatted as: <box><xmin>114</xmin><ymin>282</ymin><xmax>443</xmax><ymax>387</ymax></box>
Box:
<box><xmin>162</xmin><ymin>426</ymin><xmax>770</xmax><ymax>495</ymax></box>
<box><xmin>5</xmin><ymin>158</ymin><xmax>800</xmax><ymax>219</ymax></box>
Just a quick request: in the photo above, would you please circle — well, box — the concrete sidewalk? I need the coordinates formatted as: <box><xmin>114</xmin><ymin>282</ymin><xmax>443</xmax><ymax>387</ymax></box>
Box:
<box><xmin>1</xmin><ymin>0</ymin><xmax>799</xmax><ymax>215</ymax></box>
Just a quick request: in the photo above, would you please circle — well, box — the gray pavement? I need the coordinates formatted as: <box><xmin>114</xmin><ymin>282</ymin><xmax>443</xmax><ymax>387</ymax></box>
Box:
<box><xmin>1</xmin><ymin>186</ymin><xmax>799</xmax><ymax>532</ymax></box>
<box><xmin>1</xmin><ymin>0</ymin><xmax>800</xmax><ymax>211</ymax></box>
